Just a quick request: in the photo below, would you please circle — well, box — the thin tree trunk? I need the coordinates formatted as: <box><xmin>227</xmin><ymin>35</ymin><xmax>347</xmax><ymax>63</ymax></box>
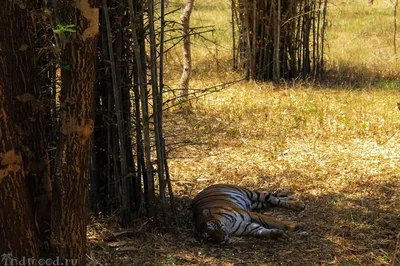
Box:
<box><xmin>274</xmin><ymin>0</ymin><xmax>281</xmax><ymax>82</ymax></box>
<box><xmin>160</xmin><ymin>0</ymin><xmax>166</xmax><ymax>98</ymax></box>
<box><xmin>132</xmin><ymin>63</ymin><xmax>144</xmax><ymax>215</ymax></box>
<box><xmin>251</xmin><ymin>0</ymin><xmax>257</xmax><ymax>79</ymax></box>
<box><xmin>393</xmin><ymin>0</ymin><xmax>398</xmax><ymax>54</ymax></box>
<box><xmin>159</xmin><ymin>0</ymin><xmax>167</xmax><ymax>207</ymax></box>
<box><xmin>320</xmin><ymin>0</ymin><xmax>327</xmax><ymax>70</ymax></box>
<box><xmin>147</xmin><ymin>0</ymin><xmax>166</xmax><ymax>214</ymax></box>
<box><xmin>245</xmin><ymin>2</ymin><xmax>252</xmax><ymax>79</ymax></box>
<box><xmin>179</xmin><ymin>0</ymin><xmax>194</xmax><ymax>105</ymax></box>
<box><xmin>232</xmin><ymin>0</ymin><xmax>237</xmax><ymax>69</ymax></box>
<box><xmin>128</xmin><ymin>0</ymin><xmax>155</xmax><ymax>218</ymax></box>
<box><xmin>103</xmin><ymin>0</ymin><xmax>131</xmax><ymax>225</ymax></box>
<box><xmin>51</xmin><ymin>0</ymin><xmax>99</xmax><ymax>264</ymax></box>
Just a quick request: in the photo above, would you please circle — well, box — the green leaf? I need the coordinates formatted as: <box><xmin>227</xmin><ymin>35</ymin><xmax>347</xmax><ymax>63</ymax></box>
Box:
<box><xmin>53</xmin><ymin>24</ymin><xmax>77</xmax><ymax>34</ymax></box>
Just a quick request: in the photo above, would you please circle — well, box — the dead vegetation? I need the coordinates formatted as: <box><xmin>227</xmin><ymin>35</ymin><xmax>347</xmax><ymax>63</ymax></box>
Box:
<box><xmin>86</xmin><ymin>0</ymin><xmax>400</xmax><ymax>264</ymax></box>
<box><xmin>88</xmin><ymin>83</ymin><xmax>400</xmax><ymax>265</ymax></box>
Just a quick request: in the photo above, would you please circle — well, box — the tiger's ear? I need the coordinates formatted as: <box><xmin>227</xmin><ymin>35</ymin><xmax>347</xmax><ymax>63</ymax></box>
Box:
<box><xmin>202</xmin><ymin>209</ymin><xmax>211</xmax><ymax>217</ymax></box>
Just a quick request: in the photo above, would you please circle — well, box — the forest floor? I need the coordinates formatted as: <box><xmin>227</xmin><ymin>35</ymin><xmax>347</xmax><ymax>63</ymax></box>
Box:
<box><xmin>87</xmin><ymin>82</ymin><xmax>400</xmax><ymax>266</ymax></box>
<box><xmin>87</xmin><ymin>0</ymin><xmax>400</xmax><ymax>264</ymax></box>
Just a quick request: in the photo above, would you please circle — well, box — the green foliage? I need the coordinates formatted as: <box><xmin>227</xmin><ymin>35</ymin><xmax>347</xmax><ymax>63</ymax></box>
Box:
<box><xmin>340</xmin><ymin>260</ymin><xmax>355</xmax><ymax>266</ymax></box>
<box><xmin>376</xmin><ymin>80</ymin><xmax>400</xmax><ymax>90</ymax></box>
<box><xmin>61</xmin><ymin>63</ymin><xmax>71</xmax><ymax>71</ymax></box>
<box><xmin>53</xmin><ymin>24</ymin><xmax>77</xmax><ymax>34</ymax></box>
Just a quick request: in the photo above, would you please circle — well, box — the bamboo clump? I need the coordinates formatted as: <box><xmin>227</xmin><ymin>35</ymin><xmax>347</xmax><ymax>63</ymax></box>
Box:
<box><xmin>235</xmin><ymin>0</ymin><xmax>328</xmax><ymax>81</ymax></box>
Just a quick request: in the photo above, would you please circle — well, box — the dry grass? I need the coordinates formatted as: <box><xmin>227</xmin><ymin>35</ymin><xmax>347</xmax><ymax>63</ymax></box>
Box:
<box><xmin>88</xmin><ymin>84</ymin><xmax>400</xmax><ymax>265</ymax></box>
<box><xmin>87</xmin><ymin>0</ymin><xmax>400</xmax><ymax>265</ymax></box>
<box><xmin>163</xmin><ymin>84</ymin><xmax>400</xmax><ymax>265</ymax></box>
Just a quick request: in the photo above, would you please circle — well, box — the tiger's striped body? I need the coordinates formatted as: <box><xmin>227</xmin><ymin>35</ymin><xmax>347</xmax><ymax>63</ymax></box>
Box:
<box><xmin>192</xmin><ymin>184</ymin><xmax>305</xmax><ymax>245</ymax></box>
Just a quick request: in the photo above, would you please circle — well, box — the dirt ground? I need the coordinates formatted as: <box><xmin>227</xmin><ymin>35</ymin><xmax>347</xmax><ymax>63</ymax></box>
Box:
<box><xmin>88</xmin><ymin>87</ymin><xmax>400</xmax><ymax>266</ymax></box>
<box><xmin>87</xmin><ymin>170</ymin><xmax>400</xmax><ymax>265</ymax></box>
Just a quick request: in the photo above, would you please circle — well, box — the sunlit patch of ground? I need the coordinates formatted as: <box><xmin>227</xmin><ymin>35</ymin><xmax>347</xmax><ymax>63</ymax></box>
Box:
<box><xmin>88</xmin><ymin>84</ymin><xmax>400</xmax><ymax>265</ymax></box>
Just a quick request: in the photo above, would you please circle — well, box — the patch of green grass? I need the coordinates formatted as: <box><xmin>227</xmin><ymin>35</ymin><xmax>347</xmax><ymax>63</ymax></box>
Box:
<box><xmin>340</xmin><ymin>260</ymin><xmax>355</xmax><ymax>266</ymax></box>
<box><xmin>376</xmin><ymin>79</ymin><xmax>400</xmax><ymax>90</ymax></box>
<box><xmin>326</xmin><ymin>0</ymin><xmax>400</xmax><ymax>84</ymax></box>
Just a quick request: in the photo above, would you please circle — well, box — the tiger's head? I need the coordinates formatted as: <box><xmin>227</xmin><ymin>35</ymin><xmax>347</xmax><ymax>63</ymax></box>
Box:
<box><xmin>198</xmin><ymin>210</ymin><xmax>231</xmax><ymax>245</ymax></box>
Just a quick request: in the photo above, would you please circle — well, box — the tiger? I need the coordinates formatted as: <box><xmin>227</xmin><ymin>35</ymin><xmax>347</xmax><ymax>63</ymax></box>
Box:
<box><xmin>192</xmin><ymin>184</ymin><xmax>305</xmax><ymax>245</ymax></box>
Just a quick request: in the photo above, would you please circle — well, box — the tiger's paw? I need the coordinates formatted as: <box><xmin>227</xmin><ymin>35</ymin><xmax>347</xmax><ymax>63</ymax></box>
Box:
<box><xmin>292</xmin><ymin>222</ymin><xmax>305</xmax><ymax>232</ymax></box>
<box><xmin>282</xmin><ymin>197</ymin><xmax>306</xmax><ymax>211</ymax></box>
<box><xmin>269</xmin><ymin>229</ymin><xmax>285</xmax><ymax>240</ymax></box>
<box><xmin>222</xmin><ymin>237</ymin><xmax>232</xmax><ymax>245</ymax></box>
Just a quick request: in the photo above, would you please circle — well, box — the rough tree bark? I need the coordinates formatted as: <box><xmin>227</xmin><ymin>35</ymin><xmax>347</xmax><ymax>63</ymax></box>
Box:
<box><xmin>0</xmin><ymin>64</ymin><xmax>40</xmax><ymax>259</ymax></box>
<box><xmin>0</xmin><ymin>0</ymin><xmax>52</xmax><ymax>253</ymax></box>
<box><xmin>179</xmin><ymin>0</ymin><xmax>194</xmax><ymax>105</ymax></box>
<box><xmin>51</xmin><ymin>0</ymin><xmax>99</xmax><ymax>264</ymax></box>
<box><xmin>0</xmin><ymin>0</ymin><xmax>49</xmax><ymax>257</ymax></box>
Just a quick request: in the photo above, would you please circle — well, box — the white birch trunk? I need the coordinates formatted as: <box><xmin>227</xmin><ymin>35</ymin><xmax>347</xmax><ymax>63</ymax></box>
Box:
<box><xmin>179</xmin><ymin>0</ymin><xmax>194</xmax><ymax>105</ymax></box>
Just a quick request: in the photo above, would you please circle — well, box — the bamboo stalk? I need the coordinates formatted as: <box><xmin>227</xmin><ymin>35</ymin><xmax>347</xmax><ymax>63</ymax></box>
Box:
<box><xmin>273</xmin><ymin>0</ymin><xmax>281</xmax><ymax>82</ymax></box>
<box><xmin>147</xmin><ymin>0</ymin><xmax>166</xmax><ymax>216</ymax></box>
<box><xmin>159</xmin><ymin>0</ymin><xmax>166</xmax><ymax>204</ymax></box>
<box><xmin>132</xmin><ymin>62</ymin><xmax>144</xmax><ymax>217</ymax></box>
<box><xmin>103</xmin><ymin>0</ymin><xmax>131</xmax><ymax>225</ymax></box>
<box><xmin>236</xmin><ymin>0</ymin><xmax>325</xmax><ymax>80</ymax></box>
<box><xmin>393</xmin><ymin>0</ymin><xmax>398</xmax><ymax>54</ymax></box>
<box><xmin>128</xmin><ymin>0</ymin><xmax>155</xmax><ymax>218</ymax></box>
<box><xmin>321</xmin><ymin>0</ymin><xmax>327</xmax><ymax>70</ymax></box>
<box><xmin>162</xmin><ymin>138</ymin><xmax>176</xmax><ymax>222</ymax></box>
<box><xmin>252</xmin><ymin>0</ymin><xmax>257</xmax><ymax>79</ymax></box>
<box><xmin>232</xmin><ymin>0</ymin><xmax>237</xmax><ymax>70</ymax></box>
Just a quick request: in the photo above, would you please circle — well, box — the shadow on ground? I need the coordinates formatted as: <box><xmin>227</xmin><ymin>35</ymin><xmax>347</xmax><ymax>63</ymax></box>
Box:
<box><xmin>314</xmin><ymin>62</ymin><xmax>400</xmax><ymax>90</ymax></box>
<box><xmin>87</xmin><ymin>176</ymin><xmax>400</xmax><ymax>265</ymax></box>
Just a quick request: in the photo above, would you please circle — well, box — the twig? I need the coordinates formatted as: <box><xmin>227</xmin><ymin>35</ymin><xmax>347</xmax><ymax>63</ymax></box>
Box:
<box><xmin>392</xmin><ymin>232</ymin><xmax>400</xmax><ymax>266</ymax></box>
<box><xmin>163</xmin><ymin>78</ymin><xmax>246</xmax><ymax>111</ymax></box>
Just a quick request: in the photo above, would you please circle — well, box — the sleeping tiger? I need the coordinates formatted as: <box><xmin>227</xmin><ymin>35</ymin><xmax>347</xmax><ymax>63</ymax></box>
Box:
<box><xmin>192</xmin><ymin>184</ymin><xmax>305</xmax><ymax>245</ymax></box>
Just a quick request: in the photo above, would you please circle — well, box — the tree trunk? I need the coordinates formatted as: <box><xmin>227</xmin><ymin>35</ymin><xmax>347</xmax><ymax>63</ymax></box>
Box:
<box><xmin>0</xmin><ymin>68</ymin><xmax>40</xmax><ymax>259</ymax></box>
<box><xmin>232</xmin><ymin>0</ymin><xmax>237</xmax><ymax>69</ymax></box>
<box><xmin>51</xmin><ymin>0</ymin><xmax>99</xmax><ymax>264</ymax></box>
<box><xmin>148</xmin><ymin>0</ymin><xmax>166</xmax><ymax>212</ymax></box>
<box><xmin>128</xmin><ymin>0</ymin><xmax>156</xmax><ymax>218</ymax></box>
<box><xmin>393</xmin><ymin>0</ymin><xmax>398</xmax><ymax>54</ymax></box>
<box><xmin>273</xmin><ymin>0</ymin><xmax>281</xmax><ymax>82</ymax></box>
<box><xmin>0</xmin><ymin>0</ymin><xmax>49</xmax><ymax>257</ymax></box>
<box><xmin>0</xmin><ymin>0</ymin><xmax>52</xmax><ymax>253</ymax></box>
<box><xmin>179</xmin><ymin>0</ymin><xmax>194</xmax><ymax>105</ymax></box>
